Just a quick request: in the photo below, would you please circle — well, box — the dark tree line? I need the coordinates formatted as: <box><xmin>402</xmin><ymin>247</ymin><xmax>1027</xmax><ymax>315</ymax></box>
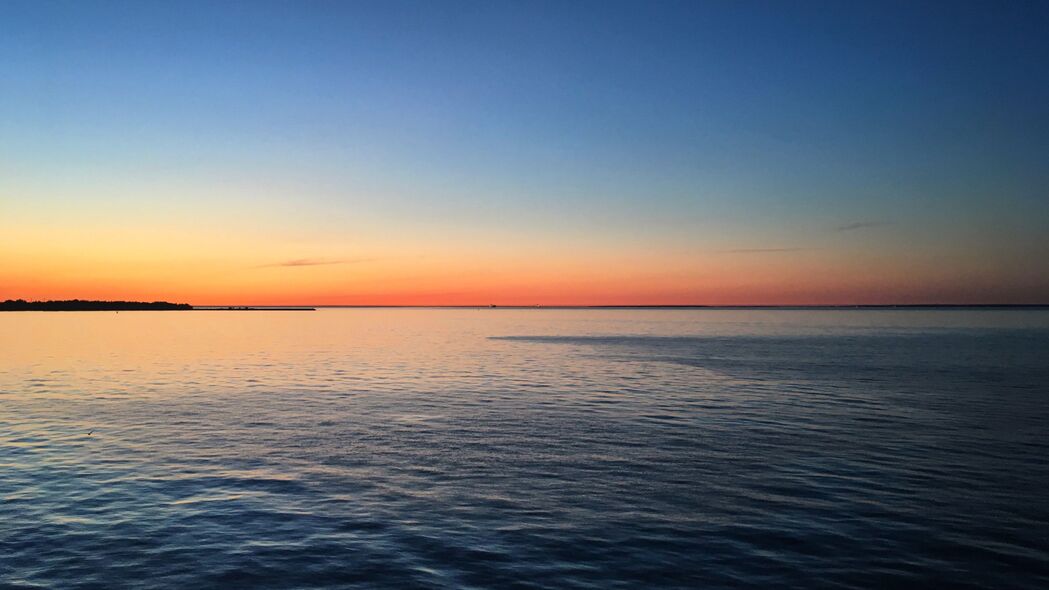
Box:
<box><xmin>1</xmin><ymin>299</ymin><xmax>192</xmax><ymax>311</ymax></box>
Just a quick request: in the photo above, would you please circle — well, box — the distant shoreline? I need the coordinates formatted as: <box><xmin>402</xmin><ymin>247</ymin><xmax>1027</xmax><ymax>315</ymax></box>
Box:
<box><xmin>3</xmin><ymin>299</ymin><xmax>1046</xmax><ymax>312</ymax></box>
<box><xmin>1</xmin><ymin>299</ymin><xmax>192</xmax><ymax>311</ymax></box>
<box><xmin>192</xmin><ymin>306</ymin><xmax>316</xmax><ymax>311</ymax></box>
<box><xmin>0</xmin><ymin>300</ymin><xmax>315</xmax><ymax>311</ymax></box>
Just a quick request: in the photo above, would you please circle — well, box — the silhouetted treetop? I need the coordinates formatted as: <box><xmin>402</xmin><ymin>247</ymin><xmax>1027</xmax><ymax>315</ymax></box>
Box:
<box><xmin>1</xmin><ymin>299</ymin><xmax>192</xmax><ymax>311</ymax></box>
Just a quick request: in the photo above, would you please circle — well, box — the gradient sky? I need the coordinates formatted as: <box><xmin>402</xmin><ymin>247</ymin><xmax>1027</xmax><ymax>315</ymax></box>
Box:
<box><xmin>2</xmin><ymin>0</ymin><xmax>1048</xmax><ymax>305</ymax></box>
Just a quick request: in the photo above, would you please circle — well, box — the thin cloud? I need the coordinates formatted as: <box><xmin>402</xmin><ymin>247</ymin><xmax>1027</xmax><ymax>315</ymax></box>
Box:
<box><xmin>258</xmin><ymin>257</ymin><xmax>376</xmax><ymax>268</ymax></box>
<box><xmin>719</xmin><ymin>247</ymin><xmax>810</xmax><ymax>254</ymax></box>
<box><xmin>837</xmin><ymin>221</ymin><xmax>891</xmax><ymax>232</ymax></box>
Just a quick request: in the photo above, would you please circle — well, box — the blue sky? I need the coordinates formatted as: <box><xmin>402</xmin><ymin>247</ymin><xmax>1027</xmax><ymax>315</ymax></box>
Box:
<box><xmin>2</xmin><ymin>1</ymin><xmax>1048</xmax><ymax>303</ymax></box>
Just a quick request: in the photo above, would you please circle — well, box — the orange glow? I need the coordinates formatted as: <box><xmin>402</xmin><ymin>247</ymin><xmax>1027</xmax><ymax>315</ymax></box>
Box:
<box><xmin>3</xmin><ymin>201</ymin><xmax>1045</xmax><ymax>306</ymax></box>
<box><xmin>4</xmin><ymin>239</ymin><xmax>1043</xmax><ymax>306</ymax></box>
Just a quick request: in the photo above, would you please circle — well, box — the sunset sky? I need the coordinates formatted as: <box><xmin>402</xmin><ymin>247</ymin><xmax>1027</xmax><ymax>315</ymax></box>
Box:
<box><xmin>2</xmin><ymin>1</ymin><xmax>1047</xmax><ymax>305</ymax></box>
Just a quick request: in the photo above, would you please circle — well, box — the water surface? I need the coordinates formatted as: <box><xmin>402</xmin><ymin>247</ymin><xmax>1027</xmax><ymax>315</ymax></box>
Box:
<box><xmin>2</xmin><ymin>309</ymin><xmax>1048</xmax><ymax>588</ymax></box>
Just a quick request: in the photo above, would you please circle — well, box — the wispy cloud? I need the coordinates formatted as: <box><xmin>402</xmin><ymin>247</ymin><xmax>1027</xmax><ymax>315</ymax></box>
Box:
<box><xmin>258</xmin><ymin>257</ymin><xmax>376</xmax><ymax>268</ymax></box>
<box><xmin>837</xmin><ymin>221</ymin><xmax>891</xmax><ymax>232</ymax></box>
<box><xmin>719</xmin><ymin>247</ymin><xmax>810</xmax><ymax>254</ymax></box>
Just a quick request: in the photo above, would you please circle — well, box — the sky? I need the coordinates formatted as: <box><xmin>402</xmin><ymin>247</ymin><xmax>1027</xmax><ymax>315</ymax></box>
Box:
<box><xmin>2</xmin><ymin>0</ymin><xmax>1048</xmax><ymax>305</ymax></box>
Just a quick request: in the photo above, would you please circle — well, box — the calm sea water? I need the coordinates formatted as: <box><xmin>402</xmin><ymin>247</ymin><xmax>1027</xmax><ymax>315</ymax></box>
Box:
<box><xmin>2</xmin><ymin>308</ymin><xmax>1048</xmax><ymax>589</ymax></box>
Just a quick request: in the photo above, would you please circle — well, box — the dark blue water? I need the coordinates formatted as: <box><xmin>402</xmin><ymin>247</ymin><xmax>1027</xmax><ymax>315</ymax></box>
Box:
<box><xmin>2</xmin><ymin>309</ymin><xmax>1048</xmax><ymax>588</ymax></box>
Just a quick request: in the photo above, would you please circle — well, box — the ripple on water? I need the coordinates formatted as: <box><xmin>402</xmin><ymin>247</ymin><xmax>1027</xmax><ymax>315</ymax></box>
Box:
<box><xmin>2</xmin><ymin>310</ymin><xmax>1049</xmax><ymax>588</ymax></box>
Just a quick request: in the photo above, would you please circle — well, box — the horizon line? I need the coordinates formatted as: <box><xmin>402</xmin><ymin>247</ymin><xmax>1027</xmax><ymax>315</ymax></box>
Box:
<box><xmin>194</xmin><ymin>303</ymin><xmax>1049</xmax><ymax>309</ymax></box>
<box><xmin>7</xmin><ymin>298</ymin><xmax>1049</xmax><ymax>310</ymax></box>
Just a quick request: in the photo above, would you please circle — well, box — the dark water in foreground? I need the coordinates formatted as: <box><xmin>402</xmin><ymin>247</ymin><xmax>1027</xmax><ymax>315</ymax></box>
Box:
<box><xmin>2</xmin><ymin>309</ymin><xmax>1048</xmax><ymax>589</ymax></box>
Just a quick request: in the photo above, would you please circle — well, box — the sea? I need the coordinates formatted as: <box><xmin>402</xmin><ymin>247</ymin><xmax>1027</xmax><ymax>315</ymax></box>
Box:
<box><xmin>2</xmin><ymin>308</ymin><xmax>1048</xmax><ymax>589</ymax></box>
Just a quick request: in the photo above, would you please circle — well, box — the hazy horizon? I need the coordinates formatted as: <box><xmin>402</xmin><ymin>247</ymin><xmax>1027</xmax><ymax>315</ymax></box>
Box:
<box><xmin>7</xmin><ymin>299</ymin><xmax>1049</xmax><ymax>309</ymax></box>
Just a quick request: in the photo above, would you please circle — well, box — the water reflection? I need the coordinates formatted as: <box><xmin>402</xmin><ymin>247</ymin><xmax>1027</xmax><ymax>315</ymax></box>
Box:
<box><xmin>2</xmin><ymin>309</ymin><xmax>1048</xmax><ymax>588</ymax></box>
